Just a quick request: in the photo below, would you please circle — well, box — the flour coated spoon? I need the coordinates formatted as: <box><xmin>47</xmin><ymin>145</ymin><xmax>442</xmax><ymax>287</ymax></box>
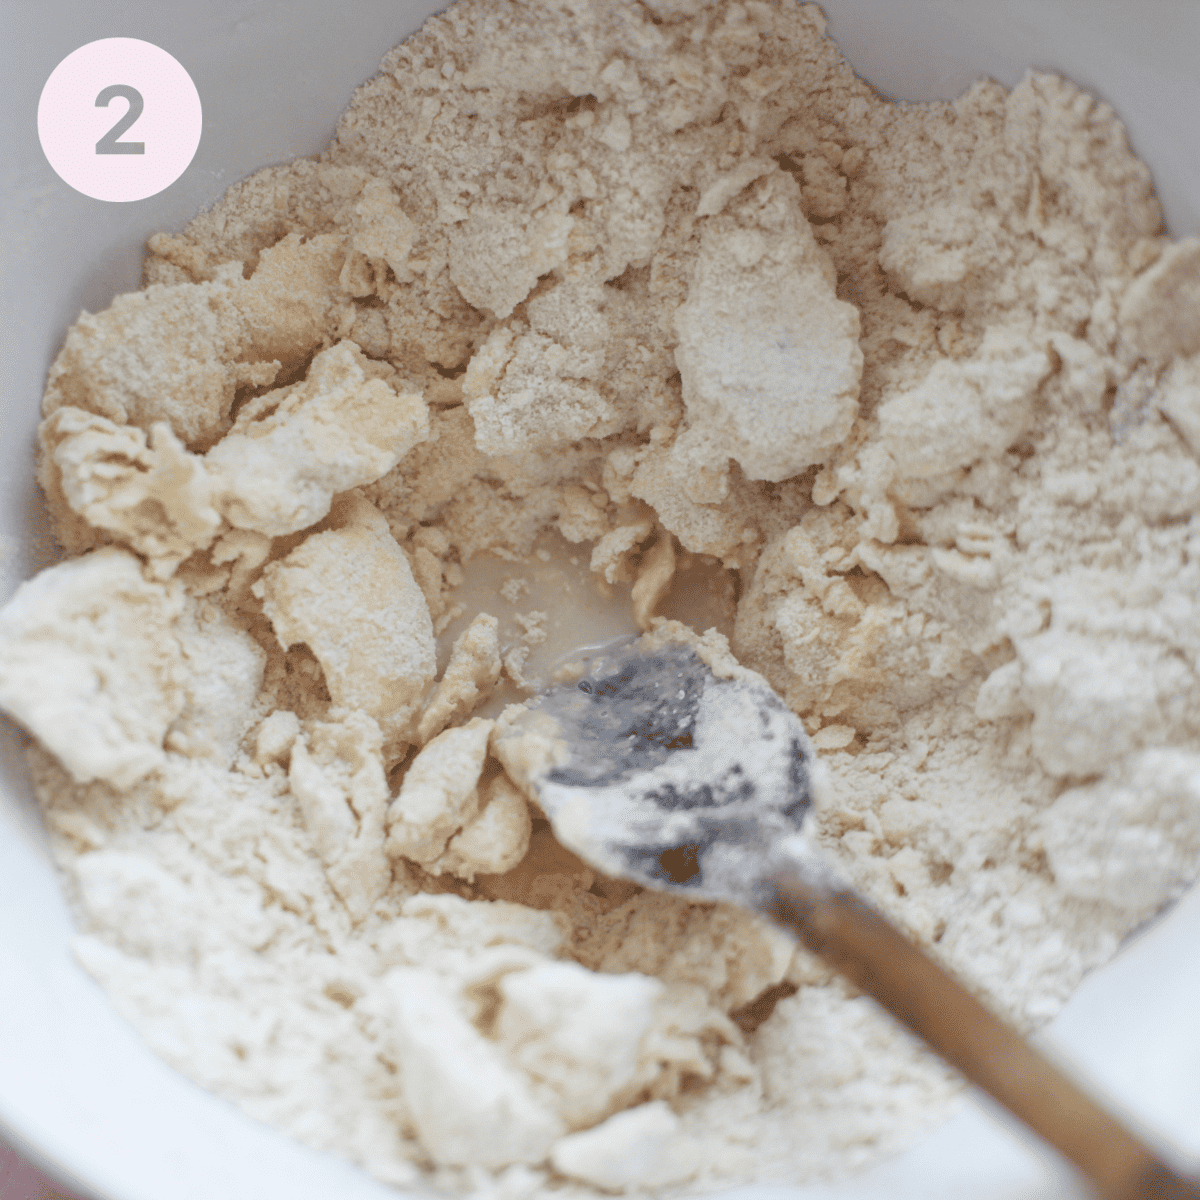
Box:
<box><xmin>493</xmin><ymin>633</ymin><xmax>1200</xmax><ymax>1200</ymax></box>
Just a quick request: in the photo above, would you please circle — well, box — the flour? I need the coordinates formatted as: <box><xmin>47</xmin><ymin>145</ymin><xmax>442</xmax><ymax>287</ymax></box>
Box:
<box><xmin>3</xmin><ymin>0</ymin><xmax>1200</xmax><ymax>1196</ymax></box>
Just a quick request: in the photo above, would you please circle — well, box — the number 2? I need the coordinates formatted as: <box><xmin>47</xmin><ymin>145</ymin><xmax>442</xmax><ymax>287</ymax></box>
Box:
<box><xmin>95</xmin><ymin>84</ymin><xmax>145</xmax><ymax>155</ymax></box>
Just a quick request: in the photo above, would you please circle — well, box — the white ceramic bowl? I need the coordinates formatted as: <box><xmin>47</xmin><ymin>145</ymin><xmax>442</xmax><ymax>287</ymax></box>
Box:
<box><xmin>3</xmin><ymin>3</ymin><xmax>1199</xmax><ymax>1198</ymax></box>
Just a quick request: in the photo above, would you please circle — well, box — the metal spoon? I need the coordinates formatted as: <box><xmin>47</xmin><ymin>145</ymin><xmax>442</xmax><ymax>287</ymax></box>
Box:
<box><xmin>493</xmin><ymin>633</ymin><xmax>1200</xmax><ymax>1200</ymax></box>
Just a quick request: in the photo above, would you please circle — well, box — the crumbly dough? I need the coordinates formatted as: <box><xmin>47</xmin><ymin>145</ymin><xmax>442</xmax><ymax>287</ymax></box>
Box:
<box><xmin>3</xmin><ymin>1</ymin><xmax>1200</xmax><ymax>1197</ymax></box>
<box><xmin>254</xmin><ymin>491</ymin><xmax>436</xmax><ymax>746</ymax></box>
<box><xmin>417</xmin><ymin>613</ymin><xmax>503</xmax><ymax>744</ymax></box>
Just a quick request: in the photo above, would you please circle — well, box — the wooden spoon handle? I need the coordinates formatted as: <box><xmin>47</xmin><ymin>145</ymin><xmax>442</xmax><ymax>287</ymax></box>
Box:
<box><xmin>767</xmin><ymin>862</ymin><xmax>1200</xmax><ymax>1200</ymax></box>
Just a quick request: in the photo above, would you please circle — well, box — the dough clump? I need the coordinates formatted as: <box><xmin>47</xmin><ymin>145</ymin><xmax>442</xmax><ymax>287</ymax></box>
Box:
<box><xmin>3</xmin><ymin>1</ymin><xmax>1200</xmax><ymax>1197</ymax></box>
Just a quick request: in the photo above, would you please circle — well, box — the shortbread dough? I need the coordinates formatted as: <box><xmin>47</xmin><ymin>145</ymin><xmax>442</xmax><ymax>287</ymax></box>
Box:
<box><xmin>3</xmin><ymin>1</ymin><xmax>1200</xmax><ymax>1196</ymax></box>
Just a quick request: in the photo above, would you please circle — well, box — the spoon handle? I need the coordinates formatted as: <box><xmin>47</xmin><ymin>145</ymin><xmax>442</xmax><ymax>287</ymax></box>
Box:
<box><xmin>767</xmin><ymin>862</ymin><xmax>1200</xmax><ymax>1200</ymax></box>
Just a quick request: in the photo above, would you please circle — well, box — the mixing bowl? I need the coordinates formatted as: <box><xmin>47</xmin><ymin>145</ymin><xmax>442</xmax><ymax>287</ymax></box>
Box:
<box><xmin>2</xmin><ymin>2</ymin><xmax>1199</xmax><ymax>1198</ymax></box>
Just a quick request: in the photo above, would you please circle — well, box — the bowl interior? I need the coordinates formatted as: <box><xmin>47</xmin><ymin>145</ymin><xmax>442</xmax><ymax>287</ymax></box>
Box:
<box><xmin>2</xmin><ymin>3</ymin><xmax>1198</xmax><ymax>1198</ymax></box>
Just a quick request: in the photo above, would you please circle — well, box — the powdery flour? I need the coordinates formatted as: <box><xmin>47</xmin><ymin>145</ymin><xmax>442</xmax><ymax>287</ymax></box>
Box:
<box><xmin>3</xmin><ymin>1</ymin><xmax>1200</xmax><ymax>1195</ymax></box>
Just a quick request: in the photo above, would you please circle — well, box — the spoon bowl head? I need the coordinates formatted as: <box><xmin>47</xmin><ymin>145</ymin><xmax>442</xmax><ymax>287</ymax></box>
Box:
<box><xmin>497</xmin><ymin>636</ymin><xmax>820</xmax><ymax>906</ymax></box>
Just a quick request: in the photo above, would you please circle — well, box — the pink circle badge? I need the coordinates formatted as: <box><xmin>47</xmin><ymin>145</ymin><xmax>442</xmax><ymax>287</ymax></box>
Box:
<box><xmin>38</xmin><ymin>38</ymin><xmax>202</xmax><ymax>203</ymax></box>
